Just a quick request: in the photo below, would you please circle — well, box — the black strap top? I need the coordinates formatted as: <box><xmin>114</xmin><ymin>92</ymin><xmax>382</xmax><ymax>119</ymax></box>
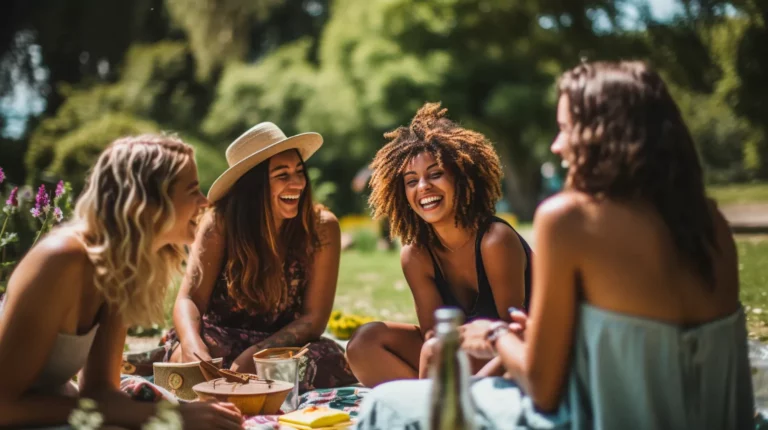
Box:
<box><xmin>427</xmin><ymin>216</ymin><xmax>533</xmax><ymax>321</ymax></box>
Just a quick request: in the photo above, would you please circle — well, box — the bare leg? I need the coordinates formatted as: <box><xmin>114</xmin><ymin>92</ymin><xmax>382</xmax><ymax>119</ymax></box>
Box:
<box><xmin>418</xmin><ymin>338</ymin><xmax>439</xmax><ymax>379</ymax></box>
<box><xmin>346</xmin><ymin>322</ymin><xmax>424</xmax><ymax>387</ymax></box>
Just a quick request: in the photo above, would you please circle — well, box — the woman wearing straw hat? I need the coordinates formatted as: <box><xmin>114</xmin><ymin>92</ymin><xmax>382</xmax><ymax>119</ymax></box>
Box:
<box><xmin>163</xmin><ymin>122</ymin><xmax>357</xmax><ymax>392</ymax></box>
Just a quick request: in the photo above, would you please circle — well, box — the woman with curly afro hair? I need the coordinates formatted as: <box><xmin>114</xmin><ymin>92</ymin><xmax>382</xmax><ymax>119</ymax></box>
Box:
<box><xmin>346</xmin><ymin>102</ymin><xmax>533</xmax><ymax>387</ymax></box>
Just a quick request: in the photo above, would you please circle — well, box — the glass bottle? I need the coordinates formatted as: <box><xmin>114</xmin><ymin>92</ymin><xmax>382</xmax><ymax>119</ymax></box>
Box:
<box><xmin>428</xmin><ymin>307</ymin><xmax>476</xmax><ymax>430</ymax></box>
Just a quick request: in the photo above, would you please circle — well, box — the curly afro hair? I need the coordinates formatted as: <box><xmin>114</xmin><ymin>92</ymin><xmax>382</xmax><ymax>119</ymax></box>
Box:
<box><xmin>368</xmin><ymin>102</ymin><xmax>503</xmax><ymax>249</ymax></box>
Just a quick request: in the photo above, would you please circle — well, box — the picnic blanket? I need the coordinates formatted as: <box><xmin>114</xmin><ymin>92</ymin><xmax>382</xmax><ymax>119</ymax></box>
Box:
<box><xmin>120</xmin><ymin>376</ymin><xmax>369</xmax><ymax>429</ymax></box>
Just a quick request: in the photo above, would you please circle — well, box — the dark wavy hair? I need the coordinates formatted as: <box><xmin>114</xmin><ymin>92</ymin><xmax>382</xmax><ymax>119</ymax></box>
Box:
<box><xmin>213</xmin><ymin>149</ymin><xmax>320</xmax><ymax>314</ymax></box>
<box><xmin>368</xmin><ymin>102</ymin><xmax>503</xmax><ymax>249</ymax></box>
<box><xmin>557</xmin><ymin>60</ymin><xmax>716</xmax><ymax>285</ymax></box>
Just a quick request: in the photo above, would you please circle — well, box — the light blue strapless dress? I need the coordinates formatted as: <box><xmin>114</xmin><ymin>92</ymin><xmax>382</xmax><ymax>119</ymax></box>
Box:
<box><xmin>355</xmin><ymin>303</ymin><xmax>755</xmax><ymax>430</ymax></box>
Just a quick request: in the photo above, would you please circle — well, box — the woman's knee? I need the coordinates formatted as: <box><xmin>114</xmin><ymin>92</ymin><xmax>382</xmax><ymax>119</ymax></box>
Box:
<box><xmin>346</xmin><ymin>321</ymin><xmax>389</xmax><ymax>361</ymax></box>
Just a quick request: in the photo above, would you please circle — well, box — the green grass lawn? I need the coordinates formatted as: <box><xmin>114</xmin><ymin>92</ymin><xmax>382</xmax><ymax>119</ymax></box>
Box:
<box><xmin>708</xmin><ymin>182</ymin><xmax>768</xmax><ymax>205</ymax></box>
<box><xmin>335</xmin><ymin>250</ymin><xmax>416</xmax><ymax>323</ymax></box>
<box><xmin>333</xmin><ymin>237</ymin><xmax>768</xmax><ymax>337</ymax></box>
<box><xmin>738</xmin><ymin>237</ymin><xmax>768</xmax><ymax>339</ymax></box>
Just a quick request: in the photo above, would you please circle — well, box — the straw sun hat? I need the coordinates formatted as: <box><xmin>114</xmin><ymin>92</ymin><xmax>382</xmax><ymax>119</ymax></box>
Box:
<box><xmin>206</xmin><ymin>122</ymin><xmax>323</xmax><ymax>202</ymax></box>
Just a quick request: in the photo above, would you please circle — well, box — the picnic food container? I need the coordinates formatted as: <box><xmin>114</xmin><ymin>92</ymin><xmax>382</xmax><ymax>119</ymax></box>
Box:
<box><xmin>152</xmin><ymin>358</ymin><xmax>223</xmax><ymax>401</ymax></box>
<box><xmin>253</xmin><ymin>347</ymin><xmax>304</xmax><ymax>412</ymax></box>
<box><xmin>192</xmin><ymin>378</ymin><xmax>294</xmax><ymax>415</ymax></box>
<box><xmin>278</xmin><ymin>406</ymin><xmax>353</xmax><ymax>429</ymax></box>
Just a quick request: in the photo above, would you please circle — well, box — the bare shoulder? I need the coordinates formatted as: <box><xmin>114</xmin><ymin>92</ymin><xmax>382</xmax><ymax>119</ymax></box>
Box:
<box><xmin>481</xmin><ymin>220</ymin><xmax>525</xmax><ymax>254</ymax></box>
<box><xmin>6</xmin><ymin>229</ymin><xmax>89</xmax><ymax>300</ymax></box>
<box><xmin>316</xmin><ymin>208</ymin><xmax>340</xmax><ymax>246</ymax></box>
<box><xmin>400</xmin><ymin>243</ymin><xmax>431</xmax><ymax>271</ymax></box>
<box><xmin>24</xmin><ymin>229</ymin><xmax>89</xmax><ymax>269</ymax></box>
<box><xmin>202</xmin><ymin>209</ymin><xmax>226</xmax><ymax>238</ymax></box>
<box><xmin>317</xmin><ymin>208</ymin><xmax>340</xmax><ymax>227</ymax></box>
<box><xmin>534</xmin><ymin>192</ymin><xmax>588</xmax><ymax>241</ymax></box>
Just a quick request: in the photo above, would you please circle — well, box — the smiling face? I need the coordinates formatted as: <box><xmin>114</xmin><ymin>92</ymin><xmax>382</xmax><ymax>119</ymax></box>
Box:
<box><xmin>269</xmin><ymin>149</ymin><xmax>307</xmax><ymax>226</ymax></box>
<box><xmin>403</xmin><ymin>151</ymin><xmax>456</xmax><ymax>226</ymax></box>
<box><xmin>157</xmin><ymin>158</ymin><xmax>208</xmax><ymax>247</ymax></box>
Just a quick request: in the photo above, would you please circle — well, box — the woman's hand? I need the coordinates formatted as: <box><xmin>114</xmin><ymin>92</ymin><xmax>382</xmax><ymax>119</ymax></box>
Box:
<box><xmin>178</xmin><ymin>401</ymin><xmax>243</xmax><ymax>430</ymax></box>
<box><xmin>181</xmin><ymin>342</ymin><xmax>212</xmax><ymax>364</ymax></box>
<box><xmin>508</xmin><ymin>307</ymin><xmax>528</xmax><ymax>338</ymax></box>
<box><xmin>459</xmin><ymin>320</ymin><xmax>496</xmax><ymax>360</ymax></box>
<box><xmin>229</xmin><ymin>347</ymin><xmax>257</xmax><ymax>374</ymax></box>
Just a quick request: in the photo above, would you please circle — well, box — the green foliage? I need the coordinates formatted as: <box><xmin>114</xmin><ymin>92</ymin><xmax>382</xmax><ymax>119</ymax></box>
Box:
<box><xmin>24</xmin><ymin>41</ymin><xmax>224</xmax><ymax>191</ymax></box>
<box><xmin>48</xmin><ymin>114</ymin><xmax>159</xmax><ymax>189</ymax></box>
<box><xmin>165</xmin><ymin>0</ymin><xmax>283</xmax><ymax>80</ymax></box>
<box><xmin>308</xmin><ymin>167</ymin><xmax>337</xmax><ymax>207</ymax></box>
<box><xmin>350</xmin><ymin>229</ymin><xmax>379</xmax><ymax>254</ymax></box>
<box><xmin>708</xmin><ymin>182</ymin><xmax>768</xmax><ymax>205</ymax></box>
<box><xmin>200</xmin><ymin>0</ymin><xmax>640</xmax><ymax>218</ymax></box>
<box><xmin>202</xmin><ymin>39</ymin><xmax>319</xmax><ymax>140</ymax></box>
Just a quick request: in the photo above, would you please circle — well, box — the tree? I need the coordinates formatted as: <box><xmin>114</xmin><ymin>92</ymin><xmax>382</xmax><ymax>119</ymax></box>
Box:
<box><xmin>25</xmin><ymin>42</ymin><xmax>225</xmax><ymax>191</ymax></box>
<box><xmin>165</xmin><ymin>0</ymin><xmax>330</xmax><ymax>81</ymax></box>
<box><xmin>203</xmin><ymin>0</ymin><xmax>645</xmax><ymax>218</ymax></box>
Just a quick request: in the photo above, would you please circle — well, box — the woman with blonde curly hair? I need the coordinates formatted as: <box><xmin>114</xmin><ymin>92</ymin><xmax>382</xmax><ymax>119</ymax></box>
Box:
<box><xmin>0</xmin><ymin>135</ymin><xmax>243</xmax><ymax>429</ymax></box>
<box><xmin>346</xmin><ymin>102</ymin><xmax>533</xmax><ymax>387</ymax></box>
<box><xmin>355</xmin><ymin>61</ymin><xmax>753</xmax><ymax>429</ymax></box>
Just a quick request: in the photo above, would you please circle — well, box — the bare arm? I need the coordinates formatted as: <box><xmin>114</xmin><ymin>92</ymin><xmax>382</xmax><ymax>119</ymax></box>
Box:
<box><xmin>79</xmin><ymin>307</ymin><xmax>157</xmax><ymax>426</ymax></box>
<box><xmin>0</xmin><ymin>236</ymin><xmax>89</xmax><ymax>426</ymax></box>
<box><xmin>174</xmin><ymin>211</ymin><xmax>224</xmax><ymax>361</ymax></box>
<box><xmin>401</xmin><ymin>244</ymin><xmax>444</xmax><ymax>338</ymax></box>
<box><xmin>230</xmin><ymin>210</ymin><xmax>342</xmax><ymax>371</ymax></box>
<box><xmin>495</xmin><ymin>194</ymin><xmax>582</xmax><ymax>412</ymax></box>
<box><xmin>0</xmin><ymin>235</ymin><xmax>155</xmax><ymax>427</ymax></box>
<box><xmin>481</xmin><ymin>222</ymin><xmax>528</xmax><ymax>320</ymax></box>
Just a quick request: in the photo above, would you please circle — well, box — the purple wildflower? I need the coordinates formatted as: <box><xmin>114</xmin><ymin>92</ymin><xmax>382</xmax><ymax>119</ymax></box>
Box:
<box><xmin>5</xmin><ymin>186</ymin><xmax>18</xmax><ymax>207</ymax></box>
<box><xmin>53</xmin><ymin>207</ymin><xmax>63</xmax><ymax>223</ymax></box>
<box><xmin>55</xmin><ymin>180</ymin><xmax>65</xmax><ymax>198</ymax></box>
<box><xmin>0</xmin><ymin>167</ymin><xmax>5</xmax><ymax>184</ymax></box>
<box><xmin>30</xmin><ymin>184</ymin><xmax>50</xmax><ymax>219</ymax></box>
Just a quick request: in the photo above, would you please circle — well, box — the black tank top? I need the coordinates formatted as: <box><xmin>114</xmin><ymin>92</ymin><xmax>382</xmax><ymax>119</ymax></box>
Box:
<box><xmin>427</xmin><ymin>216</ymin><xmax>533</xmax><ymax>321</ymax></box>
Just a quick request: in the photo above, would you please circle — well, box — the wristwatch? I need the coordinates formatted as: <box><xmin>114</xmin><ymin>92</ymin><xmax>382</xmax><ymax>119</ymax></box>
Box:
<box><xmin>485</xmin><ymin>321</ymin><xmax>511</xmax><ymax>352</ymax></box>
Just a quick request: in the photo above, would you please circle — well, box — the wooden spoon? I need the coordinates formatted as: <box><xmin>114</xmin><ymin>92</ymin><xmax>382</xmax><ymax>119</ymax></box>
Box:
<box><xmin>194</xmin><ymin>353</ymin><xmax>222</xmax><ymax>382</ymax></box>
<box><xmin>292</xmin><ymin>343</ymin><xmax>311</xmax><ymax>359</ymax></box>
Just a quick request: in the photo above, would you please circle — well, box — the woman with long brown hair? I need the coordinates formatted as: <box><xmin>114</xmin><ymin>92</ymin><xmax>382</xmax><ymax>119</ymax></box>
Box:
<box><xmin>354</xmin><ymin>61</ymin><xmax>754</xmax><ymax>429</ymax></box>
<box><xmin>165</xmin><ymin>122</ymin><xmax>357</xmax><ymax>392</ymax></box>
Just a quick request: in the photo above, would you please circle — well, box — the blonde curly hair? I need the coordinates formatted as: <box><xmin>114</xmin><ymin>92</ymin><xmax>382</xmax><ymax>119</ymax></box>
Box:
<box><xmin>69</xmin><ymin>134</ymin><xmax>194</xmax><ymax>327</ymax></box>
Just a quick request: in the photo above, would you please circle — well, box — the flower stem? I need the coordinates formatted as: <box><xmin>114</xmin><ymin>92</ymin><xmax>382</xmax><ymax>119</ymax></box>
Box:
<box><xmin>32</xmin><ymin>212</ymin><xmax>50</xmax><ymax>246</ymax></box>
<box><xmin>0</xmin><ymin>214</ymin><xmax>9</xmax><ymax>243</ymax></box>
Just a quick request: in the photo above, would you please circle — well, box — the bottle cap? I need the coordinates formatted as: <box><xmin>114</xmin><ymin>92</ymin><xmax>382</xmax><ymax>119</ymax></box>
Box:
<box><xmin>434</xmin><ymin>307</ymin><xmax>464</xmax><ymax>325</ymax></box>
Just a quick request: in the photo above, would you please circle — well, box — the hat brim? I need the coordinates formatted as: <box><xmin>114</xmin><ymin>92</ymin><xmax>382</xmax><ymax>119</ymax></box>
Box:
<box><xmin>206</xmin><ymin>132</ymin><xmax>323</xmax><ymax>202</ymax></box>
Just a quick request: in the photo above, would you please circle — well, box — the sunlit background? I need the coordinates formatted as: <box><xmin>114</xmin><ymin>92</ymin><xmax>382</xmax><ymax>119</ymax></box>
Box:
<box><xmin>1</xmin><ymin>0</ymin><xmax>766</xmax><ymax>337</ymax></box>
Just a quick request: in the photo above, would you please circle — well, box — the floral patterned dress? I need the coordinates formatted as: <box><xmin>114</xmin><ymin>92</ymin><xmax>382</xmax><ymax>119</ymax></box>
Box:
<box><xmin>161</xmin><ymin>259</ymin><xmax>357</xmax><ymax>393</ymax></box>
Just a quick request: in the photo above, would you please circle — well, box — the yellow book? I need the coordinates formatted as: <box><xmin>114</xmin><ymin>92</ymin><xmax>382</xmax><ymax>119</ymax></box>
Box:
<box><xmin>278</xmin><ymin>406</ymin><xmax>351</xmax><ymax>429</ymax></box>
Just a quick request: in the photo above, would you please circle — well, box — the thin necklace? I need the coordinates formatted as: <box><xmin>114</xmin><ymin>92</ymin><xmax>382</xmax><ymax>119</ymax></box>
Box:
<box><xmin>437</xmin><ymin>231</ymin><xmax>475</xmax><ymax>253</ymax></box>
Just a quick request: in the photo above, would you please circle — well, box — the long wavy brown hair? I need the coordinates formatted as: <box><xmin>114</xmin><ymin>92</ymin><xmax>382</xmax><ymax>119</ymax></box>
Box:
<box><xmin>557</xmin><ymin>61</ymin><xmax>716</xmax><ymax>285</ymax></box>
<box><xmin>368</xmin><ymin>102</ymin><xmax>503</xmax><ymax>249</ymax></box>
<box><xmin>213</xmin><ymin>149</ymin><xmax>320</xmax><ymax>314</ymax></box>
